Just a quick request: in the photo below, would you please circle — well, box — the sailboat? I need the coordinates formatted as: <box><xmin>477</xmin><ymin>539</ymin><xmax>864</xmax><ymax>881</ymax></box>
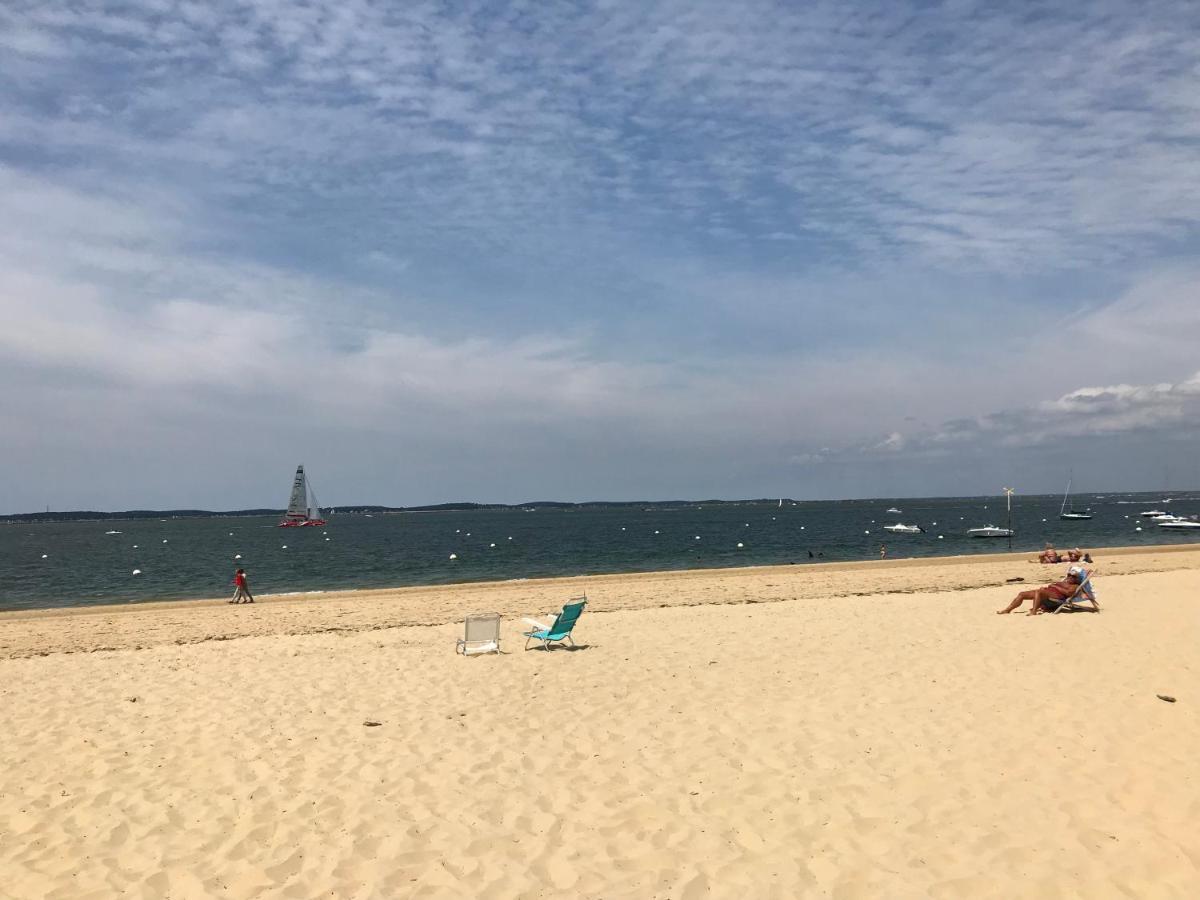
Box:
<box><xmin>279</xmin><ymin>465</ymin><xmax>327</xmax><ymax>527</ymax></box>
<box><xmin>1059</xmin><ymin>474</ymin><xmax>1092</xmax><ymax>520</ymax></box>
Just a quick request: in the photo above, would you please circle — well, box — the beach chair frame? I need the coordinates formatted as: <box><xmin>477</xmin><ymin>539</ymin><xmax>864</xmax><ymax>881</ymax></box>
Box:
<box><xmin>456</xmin><ymin>612</ymin><xmax>502</xmax><ymax>655</ymax></box>
<box><xmin>1053</xmin><ymin>573</ymin><xmax>1099</xmax><ymax>614</ymax></box>
<box><xmin>522</xmin><ymin>596</ymin><xmax>587</xmax><ymax>651</ymax></box>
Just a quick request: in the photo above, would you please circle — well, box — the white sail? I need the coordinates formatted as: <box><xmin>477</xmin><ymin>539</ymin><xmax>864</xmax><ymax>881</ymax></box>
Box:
<box><xmin>306</xmin><ymin>477</ymin><xmax>322</xmax><ymax>520</ymax></box>
<box><xmin>286</xmin><ymin>466</ymin><xmax>309</xmax><ymax>520</ymax></box>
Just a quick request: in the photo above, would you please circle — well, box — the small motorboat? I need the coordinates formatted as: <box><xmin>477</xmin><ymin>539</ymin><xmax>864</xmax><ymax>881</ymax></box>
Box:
<box><xmin>884</xmin><ymin>523</ymin><xmax>923</xmax><ymax>534</ymax></box>
<box><xmin>967</xmin><ymin>525</ymin><xmax>1013</xmax><ymax>538</ymax></box>
<box><xmin>885</xmin><ymin>507</ymin><xmax>902</xmax><ymax>514</ymax></box>
<box><xmin>1157</xmin><ymin>519</ymin><xmax>1200</xmax><ymax>530</ymax></box>
<box><xmin>1140</xmin><ymin>510</ymin><xmax>1169</xmax><ymax>517</ymax></box>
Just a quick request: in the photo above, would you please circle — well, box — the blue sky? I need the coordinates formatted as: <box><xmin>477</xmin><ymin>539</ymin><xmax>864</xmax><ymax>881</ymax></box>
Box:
<box><xmin>2</xmin><ymin>0</ymin><xmax>1199</xmax><ymax>510</ymax></box>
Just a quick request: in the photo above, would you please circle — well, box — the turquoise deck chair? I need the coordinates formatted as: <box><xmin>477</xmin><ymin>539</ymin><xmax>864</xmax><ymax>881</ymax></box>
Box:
<box><xmin>522</xmin><ymin>597</ymin><xmax>587</xmax><ymax>651</ymax></box>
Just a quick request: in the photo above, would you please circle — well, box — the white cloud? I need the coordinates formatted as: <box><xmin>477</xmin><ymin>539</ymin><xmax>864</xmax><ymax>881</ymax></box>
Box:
<box><xmin>3</xmin><ymin>2</ymin><xmax>1200</xmax><ymax>507</ymax></box>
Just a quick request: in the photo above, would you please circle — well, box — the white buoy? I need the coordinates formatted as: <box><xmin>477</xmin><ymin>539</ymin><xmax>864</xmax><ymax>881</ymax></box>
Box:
<box><xmin>281</xmin><ymin>545</ymin><xmax>288</xmax><ymax>549</ymax></box>
<box><xmin>489</xmin><ymin>542</ymin><xmax>496</xmax><ymax>548</ymax></box>
<box><xmin>744</xmin><ymin>523</ymin><xmax>750</xmax><ymax>527</ymax></box>
<box><xmin>133</xmin><ymin>544</ymin><xmax>138</xmax><ymax>548</ymax></box>
<box><xmin>621</xmin><ymin>527</ymin><xmax>626</xmax><ymax>531</ymax></box>
<box><xmin>1042</xmin><ymin>518</ymin><xmax>1047</xmax><ymax>522</ymax></box>
<box><xmin>508</xmin><ymin>536</ymin><xmax>513</xmax><ymax>540</ymax></box>
<box><xmin>800</xmin><ymin>526</ymin><xmax>805</xmax><ymax>530</ymax></box>
<box><xmin>694</xmin><ymin>535</ymin><xmax>701</xmax><ymax>540</ymax></box>
<box><xmin>1135</xmin><ymin>527</ymin><xmax>1142</xmax><ymax>532</ymax></box>
<box><xmin>865</xmin><ymin>530</ymin><xmax>870</xmax><ymax>534</ymax></box>
<box><xmin>322</xmin><ymin>531</ymin><xmax>327</xmax><ymax>535</ymax></box>
<box><xmin>455</xmin><ymin>529</ymin><xmax>461</xmax><ymax>534</ymax></box>
<box><xmin>131</xmin><ymin>569</ymin><xmax>142</xmax><ymax>576</ymax></box>
<box><xmin>654</xmin><ymin>530</ymin><xmax>660</xmax><ymax>534</ymax></box>
<box><xmin>325</xmin><ymin>537</ymin><xmax>330</xmax><ymax>541</ymax></box>
<box><xmin>162</xmin><ymin>539</ymin><xmax>168</xmax><ymax>544</ymax></box>
<box><xmin>228</xmin><ymin>532</ymin><xmax>234</xmax><ymax>536</ymax></box>
<box><xmin>41</xmin><ymin>553</ymin><xmax>48</xmax><ymax>559</ymax></box>
<box><xmin>466</xmin><ymin>532</ymin><xmax>471</xmax><ymax>536</ymax></box>
<box><xmin>736</xmin><ymin>542</ymin><xmax>744</xmax><ymax>548</ymax></box>
<box><xmin>938</xmin><ymin>535</ymin><xmax>944</xmax><ymax>539</ymax></box>
<box><xmin>449</xmin><ymin>553</ymin><xmax>458</xmax><ymax>560</ymax></box>
<box><xmin>931</xmin><ymin>521</ymin><xmax>937</xmax><ymax>526</ymax></box>
<box><xmin>234</xmin><ymin>554</ymin><xmax>242</xmax><ymax>560</ymax></box>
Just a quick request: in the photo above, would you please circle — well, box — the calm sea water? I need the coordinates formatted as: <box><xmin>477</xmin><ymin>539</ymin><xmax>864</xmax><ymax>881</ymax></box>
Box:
<box><xmin>2</xmin><ymin>492</ymin><xmax>1197</xmax><ymax>611</ymax></box>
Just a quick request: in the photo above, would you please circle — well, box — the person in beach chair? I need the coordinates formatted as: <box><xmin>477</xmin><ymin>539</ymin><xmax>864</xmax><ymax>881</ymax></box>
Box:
<box><xmin>522</xmin><ymin>596</ymin><xmax>586</xmax><ymax>650</ymax></box>
<box><xmin>997</xmin><ymin>566</ymin><xmax>1096</xmax><ymax>616</ymax></box>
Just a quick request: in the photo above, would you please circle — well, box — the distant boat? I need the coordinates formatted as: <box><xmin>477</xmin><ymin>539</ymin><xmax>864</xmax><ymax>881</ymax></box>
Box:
<box><xmin>967</xmin><ymin>525</ymin><xmax>1013</xmax><ymax>538</ymax></box>
<box><xmin>886</xmin><ymin>507</ymin><xmax>902</xmax><ymax>514</ymax></box>
<box><xmin>1059</xmin><ymin>474</ymin><xmax>1092</xmax><ymax>520</ymax></box>
<box><xmin>278</xmin><ymin>465</ymin><xmax>327</xmax><ymax>528</ymax></box>
<box><xmin>884</xmin><ymin>523</ymin><xmax>923</xmax><ymax>534</ymax></box>
<box><xmin>105</xmin><ymin>530</ymin><xmax>122</xmax><ymax>535</ymax></box>
<box><xmin>1140</xmin><ymin>509</ymin><xmax>1169</xmax><ymax>517</ymax></box>
<box><xmin>1158</xmin><ymin>519</ymin><xmax>1200</xmax><ymax>530</ymax></box>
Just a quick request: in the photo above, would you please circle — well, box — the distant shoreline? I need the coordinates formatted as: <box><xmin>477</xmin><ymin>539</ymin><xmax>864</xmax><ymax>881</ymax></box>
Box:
<box><xmin>4</xmin><ymin>490</ymin><xmax>1194</xmax><ymax>523</ymax></box>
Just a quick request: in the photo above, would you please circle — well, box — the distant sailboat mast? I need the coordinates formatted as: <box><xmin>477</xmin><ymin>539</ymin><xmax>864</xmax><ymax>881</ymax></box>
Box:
<box><xmin>1059</xmin><ymin>471</ymin><xmax>1093</xmax><ymax>520</ymax></box>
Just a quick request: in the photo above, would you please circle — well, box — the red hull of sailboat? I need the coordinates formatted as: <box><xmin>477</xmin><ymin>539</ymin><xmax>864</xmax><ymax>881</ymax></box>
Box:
<box><xmin>278</xmin><ymin>519</ymin><xmax>327</xmax><ymax>528</ymax></box>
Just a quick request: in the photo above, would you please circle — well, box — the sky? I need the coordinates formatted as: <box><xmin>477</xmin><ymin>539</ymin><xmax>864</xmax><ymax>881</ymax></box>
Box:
<box><xmin>2</xmin><ymin>0</ymin><xmax>1199</xmax><ymax>511</ymax></box>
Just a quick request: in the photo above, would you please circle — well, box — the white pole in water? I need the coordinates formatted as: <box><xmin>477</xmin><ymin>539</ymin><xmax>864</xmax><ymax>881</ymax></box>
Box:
<box><xmin>1003</xmin><ymin>487</ymin><xmax>1015</xmax><ymax>551</ymax></box>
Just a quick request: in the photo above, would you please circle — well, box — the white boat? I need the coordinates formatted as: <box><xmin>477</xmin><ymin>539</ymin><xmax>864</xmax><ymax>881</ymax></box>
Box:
<box><xmin>1157</xmin><ymin>519</ymin><xmax>1200</xmax><ymax>530</ymax></box>
<box><xmin>886</xmin><ymin>507</ymin><xmax>902</xmax><ymax>514</ymax></box>
<box><xmin>1140</xmin><ymin>509</ymin><xmax>1169</xmax><ymax>517</ymax></box>
<box><xmin>1150</xmin><ymin>514</ymin><xmax>1182</xmax><ymax>522</ymax></box>
<box><xmin>884</xmin><ymin>523</ymin><xmax>923</xmax><ymax>534</ymax></box>
<box><xmin>279</xmin><ymin>465</ymin><xmax>327</xmax><ymax>528</ymax></box>
<box><xmin>1058</xmin><ymin>474</ymin><xmax>1092</xmax><ymax>520</ymax></box>
<box><xmin>967</xmin><ymin>525</ymin><xmax>1013</xmax><ymax>538</ymax></box>
<box><xmin>105</xmin><ymin>530</ymin><xmax>122</xmax><ymax>535</ymax></box>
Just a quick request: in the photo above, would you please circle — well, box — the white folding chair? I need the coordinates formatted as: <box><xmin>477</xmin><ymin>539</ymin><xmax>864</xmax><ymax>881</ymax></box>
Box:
<box><xmin>456</xmin><ymin>612</ymin><xmax>501</xmax><ymax>654</ymax></box>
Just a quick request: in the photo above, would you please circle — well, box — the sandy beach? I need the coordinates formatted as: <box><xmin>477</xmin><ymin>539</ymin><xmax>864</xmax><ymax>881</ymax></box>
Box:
<box><xmin>3</xmin><ymin>547</ymin><xmax>1199</xmax><ymax>898</ymax></box>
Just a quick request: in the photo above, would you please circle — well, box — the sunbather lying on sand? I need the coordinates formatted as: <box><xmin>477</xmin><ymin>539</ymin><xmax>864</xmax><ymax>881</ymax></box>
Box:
<box><xmin>998</xmin><ymin>567</ymin><xmax>1087</xmax><ymax>616</ymax></box>
<box><xmin>1037</xmin><ymin>544</ymin><xmax>1063</xmax><ymax>564</ymax></box>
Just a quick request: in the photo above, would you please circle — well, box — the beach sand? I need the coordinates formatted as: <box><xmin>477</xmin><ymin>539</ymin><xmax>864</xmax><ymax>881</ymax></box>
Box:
<box><xmin>2</xmin><ymin>548</ymin><xmax>1199</xmax><ymax>898</ymax></box>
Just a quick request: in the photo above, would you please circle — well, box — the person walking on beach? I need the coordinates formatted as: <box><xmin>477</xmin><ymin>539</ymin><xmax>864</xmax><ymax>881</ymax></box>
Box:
<box><xmin>879</xmin><ymin>544</ymin><xmax>887</xmax><ymax>559</ymax></box>
<box><xmin>230</xmin><ymin>568</ymin><xmax>254</xmax><ymax>604</ymax></box>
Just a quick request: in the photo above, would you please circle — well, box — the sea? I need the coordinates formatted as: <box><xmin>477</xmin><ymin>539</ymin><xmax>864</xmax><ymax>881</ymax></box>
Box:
<box><xmin>2</xmin><ymin>492</ymin><xmax>1197</xmax><ymax>612</ymax></box>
